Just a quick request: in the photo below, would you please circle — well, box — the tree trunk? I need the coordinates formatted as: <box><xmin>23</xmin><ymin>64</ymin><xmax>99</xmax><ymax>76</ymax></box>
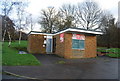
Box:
<box><xmin>19</xmin><ymin>31</ymin><xmax>22</xmax><ymax>44</ymax></box>
<box><xmin>107</xmin><ymin>32</ymin><xmax>110</xmax><ymax>48</ymax></box>
<box><xmin>2</xmin><ymin>16</ymin><xmax>7</xmax><ymax>44</ymax></box>
<box><xmin>7</xmin><ymin>31</ymin><xmax>11</xmax><ymax>47</ymax></box>
<box><xmin>2</xmin><ymin>29</ymin><xmax>6</xmax><ymax>43</ymax></box>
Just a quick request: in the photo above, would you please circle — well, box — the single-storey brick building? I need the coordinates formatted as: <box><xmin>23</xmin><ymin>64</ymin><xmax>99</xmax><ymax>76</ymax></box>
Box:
<box><xmin>27</xmin><ymin>28</ymin><xmax>103</xmax><ymax>59</ymax></box>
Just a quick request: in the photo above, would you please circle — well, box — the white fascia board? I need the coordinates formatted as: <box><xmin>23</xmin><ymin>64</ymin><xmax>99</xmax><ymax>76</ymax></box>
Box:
<box><xmin>68</xmin><ymin>29</ymin><xmax>103</xmax><ymax>35</ymax></box>
<box><xmin>53</xmin><ymin>28</ymin><xmax>70</xmax><ymax>35</ymax></box>
<box><xmin>29</xmin><ymin>28</ymin><xmax>103</xmax><ymax>36</ymax></box>
<box><xmin>30</xmin><ymin>32</ymin><xmax>53</xmax><ymax>36</ymax></box>
<box><xmin>53</xmin><ymin>28</ymin><xmax>103</xmax><ymax>35</ymax></box>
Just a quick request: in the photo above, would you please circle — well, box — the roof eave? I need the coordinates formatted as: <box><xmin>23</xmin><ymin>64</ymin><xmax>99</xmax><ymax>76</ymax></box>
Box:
<box><xmin>28</xmin><ymin>28</ymin><xmax>103</xmax><ymax>36</ymax></box>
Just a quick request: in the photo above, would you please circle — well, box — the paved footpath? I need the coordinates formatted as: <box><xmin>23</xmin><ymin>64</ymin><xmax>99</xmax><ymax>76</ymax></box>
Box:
<box><xmin>2</xmin><ymin>55</ymin><xmax>119</xmax><ymax>79</ymax></box>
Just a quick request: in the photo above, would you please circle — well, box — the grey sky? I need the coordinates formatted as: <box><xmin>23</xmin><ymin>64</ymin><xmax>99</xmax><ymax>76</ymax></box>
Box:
<box><xmin>24</xmin><ymin>0</ymin><xmax>119</xmax><ymax>32</ymax></box>
<box><xmin>1</xmin><ymin>0</ymin><xmax>119</xmax><ymax>32</ymax></box>
<box><xmin>27</xmin><ymin>0</ymin><xmax>119</xmax><ymax>19</ymax></box>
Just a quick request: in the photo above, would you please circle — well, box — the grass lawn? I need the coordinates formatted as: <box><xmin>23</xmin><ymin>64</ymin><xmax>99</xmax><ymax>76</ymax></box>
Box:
<box><xmin>97</xmin><ymin>47</ymin><xmax>120</xmax><ymax>58</ymax></box>
<box><xmin>2</xmin><ymin>41</ymin><xmax>41</xmax><ymax>66</ymax></box>
<box><xmin>105</xmin><ymin>48</ymin><xmax>120</xmax><ymax>57</ymax></box>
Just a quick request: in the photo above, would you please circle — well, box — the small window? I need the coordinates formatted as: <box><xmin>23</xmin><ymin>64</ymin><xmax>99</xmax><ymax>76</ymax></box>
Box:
<box><xmin>72</xmin><ymin>39</ymin><xmax>85</xmax><ymax>50</ymax></box>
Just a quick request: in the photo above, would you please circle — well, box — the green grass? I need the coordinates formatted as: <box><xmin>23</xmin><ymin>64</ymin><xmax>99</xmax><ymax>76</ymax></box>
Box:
<box><xmin>106</xmin><ymin>53</ymin><xmax>120</xmax><ymax>57</ymax></box>
<box><xmin>2</xmin><ymin>41</ymin><xmax>41</xmax><ymax>66</ymax></box>
<box><xmin>107</xmin><ymin>48</ymin><xmax>120</xmax><ymax>53</ymax></box>
<box><xmin>97</xmin><ymin>47</ymin><xmax>120</xmax><ymax>58</ymax></box>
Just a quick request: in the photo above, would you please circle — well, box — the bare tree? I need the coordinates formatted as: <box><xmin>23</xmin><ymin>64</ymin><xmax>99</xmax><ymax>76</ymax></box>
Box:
<box><xmin>1</xmin><ymin>0</ymin><xmax>19</xmax><ymax>46</ymax></box>
<box><xmin>97</xmin><ymin>11</ymin><xmax>116</xmax><ymax>48</ymax></box>
<box><xmin>97</xmin><ymin>11</ymin><xmax>114</xmax><ymax>32</ymax></box>
<box><xmin>14</xmin><ymin>1</ymin><xmax>28</xmax><ymax>44</ymax></box>
<box><xmin>77</xmin><ymin>1</ymin><xmax>103</xmax><ymax>30</ymax></box>
<box><xmin>29</xmin><ymin>14</ymin><xmax>33</xmax><ymax>31</ymax></box>
<box><xmin>38</xmin><ymin>7</ymin><xmax>58</xmax><ymax>33</ymax></box>
<box><xmin>59</xmin><ymin>4</ymin><xmax>77</xmax><ymax>29</ymax></box>
<box><xmin>25</xmin><ymin>13</ymin><xmax>34</xmax><ymax>31</ymax></box>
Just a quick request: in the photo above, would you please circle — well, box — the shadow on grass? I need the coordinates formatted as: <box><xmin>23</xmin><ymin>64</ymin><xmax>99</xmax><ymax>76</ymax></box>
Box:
<box><xmin>12</xmin><ymin>47</ymin><xmax>27</xmax><ymax>52</ymax></box>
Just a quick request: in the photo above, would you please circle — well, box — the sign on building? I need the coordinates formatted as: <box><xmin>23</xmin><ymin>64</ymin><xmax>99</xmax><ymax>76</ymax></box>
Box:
<box><xmin>72</xmin><ymin>34</ymin><xmax>85</xmax><ymax>40</ymax></box>
<box><xmin>60</xmin><ymin>33</ymin><xmax>64</xmax><ymax>42</ymax></box>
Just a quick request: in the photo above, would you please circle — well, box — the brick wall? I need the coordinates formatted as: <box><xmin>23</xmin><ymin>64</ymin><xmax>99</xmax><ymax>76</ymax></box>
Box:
<box><xmin>64</xmin><ymin>33</ymin><xmax>72</xmax><ymax>59</ymax></box>
<box><xmin>84</xmin><ymin>35</ymin><xmax>97</xmax><ymax>58</ymax></box>
<box><xmin>28</xmin><ymin>33</ymin><xmax>97</xmax><ymax>58</ymax></box>
<box><xmin>27</xmin><ymin>34</ymin><xmax>46</xmax><ymax>54</ymax></box>
<box><xmin>54</xmin><ymin>34</ymin><xmax>65</xmax><ymax>57</ymax></box>
<box><xmin>54</xmin><ymin>33</ymin><xmax>97</xmax><ymax>58</ymax></box>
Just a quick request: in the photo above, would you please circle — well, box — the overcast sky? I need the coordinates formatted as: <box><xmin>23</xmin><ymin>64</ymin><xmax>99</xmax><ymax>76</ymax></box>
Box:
<box><xmin>24</xmin><ymin>0</ymin><xmax>120</xmax><ymax>32</ymax></box>
<box><xmin>1</xmin><ymin>0</ymin><xmax>119</xmax><ymax>32</ymax></box>
<box><xmin>27</xmin><ymin>0</ymin><xmax>119</xmax><ymax>18</ymax></box>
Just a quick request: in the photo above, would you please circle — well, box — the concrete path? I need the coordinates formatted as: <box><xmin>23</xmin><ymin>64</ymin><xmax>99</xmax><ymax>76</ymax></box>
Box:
<box><xmin>2</xmin><ymin>54</ymin><xmax>119</xmax><ymax>79</ymax></box>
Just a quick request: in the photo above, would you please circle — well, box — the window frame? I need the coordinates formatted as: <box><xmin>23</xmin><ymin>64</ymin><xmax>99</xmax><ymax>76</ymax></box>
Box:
<box><xmin>72</xmin><ymin>37</ymin><xmax>85</xmax><ymax>50</ymax></box>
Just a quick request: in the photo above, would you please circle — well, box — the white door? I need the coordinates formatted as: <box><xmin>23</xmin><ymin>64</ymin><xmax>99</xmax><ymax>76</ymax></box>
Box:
<box><xmin>46</xmin><ymin>36</ymin><xmax>53</xmax><ymax>54</ymax></box>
